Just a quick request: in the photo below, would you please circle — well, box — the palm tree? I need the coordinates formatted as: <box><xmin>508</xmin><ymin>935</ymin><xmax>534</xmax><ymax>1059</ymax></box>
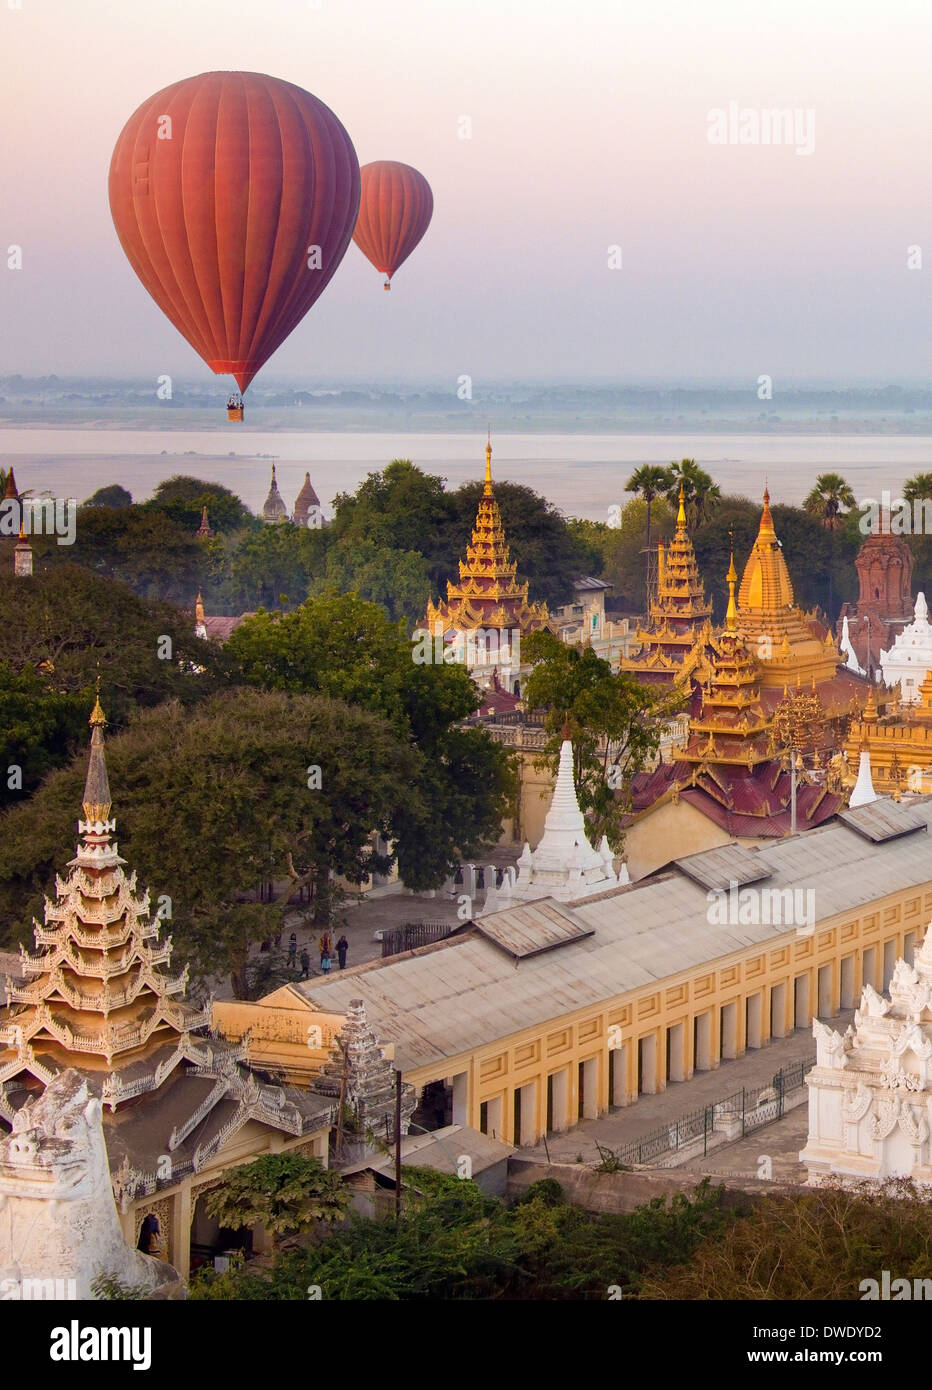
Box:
<box><xmin>903</xmin><ymin>473</ymin><xmax>932</xmax><ymax>505</ymax></box>
<box><xmin>625</xmin><ymin>464</ymin><xmax>673</xmax><ymax>592</ymax></box>
<box><xmin>803</xmin><ymin>473</ymin><xmax>855</xmax><ymax>530</ymax></box>
<box><xmin>803</xmin><ymin>473</ymin><xmax>855</xmax><ymax>623</ymax></box>
<box><xmin>665</xmin><ymin>459</ymin><xmax>721</xmax><ymax>528</ymax></box>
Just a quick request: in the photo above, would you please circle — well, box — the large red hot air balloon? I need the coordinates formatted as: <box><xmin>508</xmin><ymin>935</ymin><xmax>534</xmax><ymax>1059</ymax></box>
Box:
<box><xmin>353</xmin><ymin>161</ymin><xmax>433</xmax><ymax>290</ymax></box>
<box><xmin>108</xmin><ymin>72</ymin><xmax>360</xmax><ymax>412</ymax></box>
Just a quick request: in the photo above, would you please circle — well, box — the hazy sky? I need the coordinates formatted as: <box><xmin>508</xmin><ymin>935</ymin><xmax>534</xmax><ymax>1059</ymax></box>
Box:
<box><xmin>2</xmin><ymin>0</ymin><xmax>932</xmax><ymax>384</ymax></box>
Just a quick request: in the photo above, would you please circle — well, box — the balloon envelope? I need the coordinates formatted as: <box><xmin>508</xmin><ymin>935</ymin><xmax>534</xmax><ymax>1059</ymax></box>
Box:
<box><xmin>109</xmin><ymin>71</ymin><xmax>360</xmax><ymax>392</ymax></box>
<box><xmin>353</xmin><ymin>161</ymin><xmax>433</xmax><ymax>286</ymax></box>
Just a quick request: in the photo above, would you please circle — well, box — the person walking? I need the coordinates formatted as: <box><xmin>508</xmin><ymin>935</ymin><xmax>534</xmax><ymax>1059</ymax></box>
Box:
<box><xmin>299</xmin><ymin>948</ymin><xmax>310</xmax><ymax>979</ymax></box>
<box><xmin>287</xmin><ymin>932</ymin><xmax>297</xmax><ymax>968</ymax></box>
<box><xmin>336</xmin><ymin>934</ymin><xmax>349</xmax><ymax>970</ymax></box>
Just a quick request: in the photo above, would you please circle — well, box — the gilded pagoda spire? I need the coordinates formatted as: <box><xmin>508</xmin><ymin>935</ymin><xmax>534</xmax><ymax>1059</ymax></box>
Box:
<box><xmin>82</xmin><ymin>688</ymin><xmax>112</xmax><ymax>828</ymax></box>
<box><xmin>725</xmin><ymin>532</ymin><xmax>738</xmax><ymax>633</ymax></box>
<box><xmin>424</xmin><ymin>435</ymin><xmax>550</xmax><ymax>636</ymax></box>
<box><xmin>736</xmin><ymin>484</ymin><xmax>842</xmax><ymax>690</ymax></box>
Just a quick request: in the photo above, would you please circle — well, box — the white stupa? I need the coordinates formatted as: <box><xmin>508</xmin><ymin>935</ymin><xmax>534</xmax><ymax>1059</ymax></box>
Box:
<box><xmin>849</xmin><ymin>745</ymin><xmax>878</xmax><ymax>808</ymax></box>
<box><xmin>839</xmin><ymin>615</ymin><xmax>865</xmax><ymax>676</ymax></box>
<box><xmin>492</xmin><ymin>734</ymin><xmax>628</xmax><ymax>907</ymax></box>
<box><xmin>879</xmin><ymin>592</ymin><xmax>932</xmax><ymax>703</ymax></box>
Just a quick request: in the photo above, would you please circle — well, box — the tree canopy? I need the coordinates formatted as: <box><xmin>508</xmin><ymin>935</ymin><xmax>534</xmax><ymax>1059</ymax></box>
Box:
<box><xmin>204</xmin><ymin>1154</ymin><xmax>348</xmax><ymax>1246</ymax></box>
<box><xmin>0</xmin><ymin>689</ymin><xmax>416</xmax><ymax>996</ymax></box>
<box><xmin>0</xmin><ymin>565</ymin><xmax>230</xmax><ymax>808</ymax></box>
<box><xmin>521</xmin><ymin>631</ymin><xmax>680</xmax><ymax>848</ymax></box>
<box><xmin>226</xmin><ymin>591</ymin><xmax>516</xmax><ymax>889</ymax></box>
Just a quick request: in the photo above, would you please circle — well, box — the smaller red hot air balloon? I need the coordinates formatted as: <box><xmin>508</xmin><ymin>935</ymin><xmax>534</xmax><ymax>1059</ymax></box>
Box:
<box><xmin>353</xmin><ymin>161</ymin><xmax>433</xmax><ymax>290</ymax></box>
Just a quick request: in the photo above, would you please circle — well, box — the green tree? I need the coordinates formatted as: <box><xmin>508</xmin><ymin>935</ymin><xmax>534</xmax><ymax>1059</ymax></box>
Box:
<box><xmin>37</xmin><ymin>506</ymin><xmax>206</xmax><ymax>606</ymax></box>
<box><xmin>0</xmin><ymin>689</ymin><xmax>416</xmax><ymax>995</ymax></box>
<box><xmin>802</xmin><ymin>473</ymin><xmax>856</xmax><ymax>620</ymax></box>
<box><xmin>803</xmin><ymin>472</ymin><xmax>856</xmax><ymax>529</ymax></box>
<box><xmin>226</xmin><ymin>592</ymin><xmax>516</xmax><ymax>893</ymax></box>
<box><xmin>84</xmin><ymin>484</ymin><xmax>133</xmax><ymax>508</ymax></box>
<box><xmin>215</xmin><ymin>522</ymin><xmax>329</xmax><ymax>613</ymax></box>
<box><xmin>624</xmin><ymin>465</ymin><xmax>673</xmax><ymax>591</ymax></box>
<box><xmin>204</xmin><ymin>1154</ymin><xmax>348</xmax><ymax>1248</ymax></box>
<box><xmin>0</xmin><ymin>566</ymin><xmax>230</xmax><ymax>808</ymax></box>
<box><xmin>903</xmin><ymin>473</ymin><xmax>932</xmax><ymax>505</ymax></box>
<box><xmin>599</xmin><ymin>498</ymin><xmax>675</xmax><ymax>612</ymax></box>
<box><xmin>143</xmin><ymin>475</ymin><xmax>254</xmax><ymax>532</ymax></box>
<box><xmin>521</xmin><ymin>631</ymin><xmax>680</xmax><ymax>848</ymax></box>
<box><xmin>308</xmin><ymin>538</ymin><xmax>430</xmax><ymax>625</ymax></box>
<box><xmin>664</xmin><ymin>459</ymin><xmax>721</xmax><ymax>528</ymax></box>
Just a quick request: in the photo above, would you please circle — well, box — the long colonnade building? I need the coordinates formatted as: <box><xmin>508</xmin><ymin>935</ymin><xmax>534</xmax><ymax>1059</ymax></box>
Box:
<box><xmin>226</xmin><ymin>794</ymin><xmax>932</xmax><ymax>1150</ymax></box>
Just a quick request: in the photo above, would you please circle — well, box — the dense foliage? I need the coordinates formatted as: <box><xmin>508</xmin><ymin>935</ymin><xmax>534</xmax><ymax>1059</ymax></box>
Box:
<box><xmin>189</xmin><ymin>1171</ymin><xmax>932</xmax><ymax>1301</ymax></box>
<box><xmin>0</xmin><ymin>566</ymin><xmax>230</xmax><ymax>808</ymax></box>
<box><xmin>521</xmin><ymin>632</ymin><xmax>680</xmax><ymax>848</ymax></box>
<box><xmin>190</xmin><ymin>1173</ymin><xmax>731</xmax><ymax>1301</ymax></box>
<box><xmin>226</xmin><ymin>592</ymin><xmax>517</xmax><ymax>890</ymax></box>
<box><xmin>0</xmin><ymin>690</ymin><xmax>416</xmax><ymax>995</ymax></box>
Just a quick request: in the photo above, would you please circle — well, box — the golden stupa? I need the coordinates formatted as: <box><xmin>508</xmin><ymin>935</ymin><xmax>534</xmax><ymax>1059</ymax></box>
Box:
<box><xmin>737</xmin><ymin>487</ymin><xmax>842</xmax><ymax>689</ymax></box>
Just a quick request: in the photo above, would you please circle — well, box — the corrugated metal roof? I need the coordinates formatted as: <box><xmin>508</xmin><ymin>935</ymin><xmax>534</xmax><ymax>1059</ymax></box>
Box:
<box><xmin>838</xmin><ymin>799</ymin><xmax>927</xmax><ymax>843</ymax></box>
<box><xmin>298</xmin><ymin>800</ymin><xmax>932</xmax><ymax>1072</ymax></box>
<box><xmin>473</xmin><ymin>899</ymin><xmax>594</xmax><ymax>958</ymax></box>
<box><xmin>674</xmin><ymin>843</ymin><xmax>773</xmax><ymax>891</ymax></box>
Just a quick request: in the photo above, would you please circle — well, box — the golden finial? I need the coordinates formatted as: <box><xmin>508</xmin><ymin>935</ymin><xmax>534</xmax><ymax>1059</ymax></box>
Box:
<box><xmin>676</xmin><ymin>482</ymin><xmax>687</xmax><ymax>530</ymax></box>
<box><xmin>484</xmin><ymin>427</ymin><xmax>493</xmax><ymax>491</ymax></box>
<box><xmin>196</xmin><ymin>591</ymin><xmax>205</xmax><ymax>624</ymax></box>
<box><xmin>758</xmin><ymin>484</ymin><xmax>776</xmax><ymax>540</ymax></box>
<box><xmin>89</xmin><ymin>672</ymin><xmax>106</xmax><ymax>728</ymax></box>
<box><xmin>724</xmin><ymin>529</ymin><xmax>738</xmax><ymax>632</ymax></box>
<box><xmin>82</xmin><ymin>679</ymin><xmax>112</xmax><ymax>826</ymax></box>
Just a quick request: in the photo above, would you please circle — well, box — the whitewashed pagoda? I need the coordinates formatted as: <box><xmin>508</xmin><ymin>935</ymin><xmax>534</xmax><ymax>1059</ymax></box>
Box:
<box><xmin>879</xmin><ymin>592</ymin><xmax>932</xmax><ymax>703</ymax></box>
<box><xmin>261</xmin><ymin>462</ymin><xmax>289</xmax><ymax>522</ymax></box>
<box><xmin>490</xmin><ymin>729</ymin><xmax>625</xmax><ymax>908</ymax></box>
<box><xmin>801</xmin><ymin>925</ymin><xmax>932</xmax><ymax>1187</ymax></box>
<box><xmin>0</xmin><ymin>695</ymin><xmax>333</xmax><ymax>1277</ymax></box>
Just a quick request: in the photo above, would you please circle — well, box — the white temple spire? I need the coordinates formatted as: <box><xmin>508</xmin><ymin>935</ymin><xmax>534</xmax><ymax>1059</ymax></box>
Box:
<box><xmin>849</xmin><ymin>746</ymin><xmax>878</xmax><ymax>808</ymax></box>
<box><xmin>497</xmin><ymin>731</ymin><xmax>623</xmax><ymax>904</ymax></box>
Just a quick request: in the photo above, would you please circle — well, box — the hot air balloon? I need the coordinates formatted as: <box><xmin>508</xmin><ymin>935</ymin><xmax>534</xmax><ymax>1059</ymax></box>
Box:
<box><xmin>353</xmin><ymin>161</ymin><xmax>433</xmax><ymax>291</ymax></box>
<box><xmin>108</xmin><ymin>72</ymin><xmax>360</xmax><ymax>419</ymax></box>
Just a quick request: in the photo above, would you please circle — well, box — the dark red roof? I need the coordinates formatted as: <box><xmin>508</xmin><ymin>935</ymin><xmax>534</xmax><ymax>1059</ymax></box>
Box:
<box><xmin>626</xmin><ymin>757</ymin><xmax>843</xmax><ymax>839</ymax></box>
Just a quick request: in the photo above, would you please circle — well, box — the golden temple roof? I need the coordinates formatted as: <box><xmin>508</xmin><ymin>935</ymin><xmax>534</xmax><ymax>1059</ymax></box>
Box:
<box><xmin>736</xmin><ymin>487</ymin><xmax>842</xmax><ymax>689</ymax></box>
<box><xmin>425</xmin><ymin>438</ymin><xmax>550</xmax><ymax>635</ymax></box>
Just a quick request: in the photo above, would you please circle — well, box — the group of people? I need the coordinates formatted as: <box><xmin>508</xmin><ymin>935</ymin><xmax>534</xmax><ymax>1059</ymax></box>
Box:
<box><xmin>288</xmin><ymin>930</ymin><xmax>349</xmax><ymax>978</ymax></box>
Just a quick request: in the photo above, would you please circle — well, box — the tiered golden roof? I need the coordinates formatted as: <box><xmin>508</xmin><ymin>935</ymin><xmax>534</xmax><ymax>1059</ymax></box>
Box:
<box><xmin>737</xmin><ymin>487</ymin><xmax>841</xmax><ymax>689</ymax></box>
<box><xmin>619</xmin><ymin>485</ymin><xmax>714</xmax><ymax>684</ymax></box>
<box><xmin>676</xmin><ymin>545</ymin><xmax>776</xmax><ymax>768</ymax></box>
<box><xmin>425</xmin><ymin>439</ymin><xmax>550</xmax><ymax>634</ymax></box>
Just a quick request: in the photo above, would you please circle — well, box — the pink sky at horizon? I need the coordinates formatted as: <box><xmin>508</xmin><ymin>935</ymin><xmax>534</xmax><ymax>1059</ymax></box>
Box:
<box><xmin>2</xmin><ymin>0</ymin><xmax>931</xmax><ymax>382</ymax></box>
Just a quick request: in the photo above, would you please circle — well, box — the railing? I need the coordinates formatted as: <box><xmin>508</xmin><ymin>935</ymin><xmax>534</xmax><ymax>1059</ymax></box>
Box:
<box><xmin>381</xmin><ymin>922</ymin><xmax>453</xmax><ymax>958</ymax></box>
<box><xmin>607</xmin><ymin>1061</ymin><xmax>813</xmax><ymax>1167</ymax></box>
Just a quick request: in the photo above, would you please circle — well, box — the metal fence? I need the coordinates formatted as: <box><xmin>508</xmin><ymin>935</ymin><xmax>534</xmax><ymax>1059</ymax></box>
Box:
<box><xmin>381</xmin><ymin>922</ymin><xmax>453</xmax><ymax>958</ymax></box>
<box><xmin>608</xmin><ymin>1060</ymin><xmax>813</xmax><ymax>1168</ymax></box>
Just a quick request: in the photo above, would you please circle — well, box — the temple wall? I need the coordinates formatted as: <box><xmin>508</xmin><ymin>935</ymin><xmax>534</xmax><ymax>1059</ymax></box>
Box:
<box><xmin>623</xmin><ymin>799</ymin><xmax>734</xmax><ymax>878</ymax></box>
